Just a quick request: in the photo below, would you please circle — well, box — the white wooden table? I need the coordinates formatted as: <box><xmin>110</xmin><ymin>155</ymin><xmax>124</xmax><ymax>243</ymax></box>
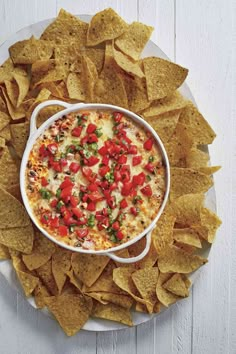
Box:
<box><xmin>0</xmin><ymin>1</ymin><xmax>235</xmax><ymax>353</ymax></box>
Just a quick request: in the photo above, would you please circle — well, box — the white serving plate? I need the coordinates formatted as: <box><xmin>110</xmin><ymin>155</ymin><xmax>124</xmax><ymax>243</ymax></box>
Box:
<box><xmin>0</xmin><ymin>15</ymin><xmax>216</xmax><ymax>332</ymax></box>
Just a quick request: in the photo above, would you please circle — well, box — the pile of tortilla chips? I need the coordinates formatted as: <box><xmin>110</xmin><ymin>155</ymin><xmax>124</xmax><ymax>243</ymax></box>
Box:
<box><xmin>0</xmin><ymin>8</ymin><xmax>221</xmax><ymax>336</ymax></box>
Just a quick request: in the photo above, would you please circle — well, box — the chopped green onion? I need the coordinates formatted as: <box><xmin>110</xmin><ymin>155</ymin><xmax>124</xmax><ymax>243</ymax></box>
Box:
<box><xmin>39</xmin><ymin>188</ymin><xmax>52</xmax><ymax>200</ymax></box>
<box><xmin>56</xmin><ymin>200</ymin><xmax>64</xmax><ymax>210</ymax></box>
<box><xmin>149</xmin><ymin>155</ymin><xmax>154</xmax><ymax>162</ymax></box>
<box><xmin>146</xmin><ymin>175</ymin><xmax>152</xmax><ymax>182</ymax></box>
<box><xmin>87</xmin><ymin>214</ymin><xmax>95</xmax><ymax>228</ymax></box>
<box><xmin>56</xmin><ymin>188</ymin><xmax>61</xmax><ymax>198</ymax></box>
<box><xmin>95</xmin><ymin>128</ymin><xmax>103</xmax><ymax>137</ymax></box>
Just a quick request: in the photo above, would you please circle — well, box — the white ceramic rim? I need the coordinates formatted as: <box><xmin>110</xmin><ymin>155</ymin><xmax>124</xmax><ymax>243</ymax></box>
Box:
<box><xmin>20</xmin><ymin>101</ymin><xmax>170</xmax><ymax>257</ymax></box>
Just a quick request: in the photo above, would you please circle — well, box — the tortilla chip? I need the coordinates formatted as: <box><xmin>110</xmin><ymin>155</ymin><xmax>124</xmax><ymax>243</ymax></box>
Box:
<box><xmin>0</xmin><ymin>243</ymin><xmax>10</xmax><ymax>259</ymax></box>
<box><xmin>126</xmin><ymin>76</ymin><xmax>150</xmax><ymax>113</ymax></box>
<box><xmin>92</xmin><ymin>302</ymin><xmax>132</xmax><ymax>326</ymax></box>
<box><xmin>0</xmin><ymin>224</ymin><xmax>34</xmax><ymax>254</ymax></box>
<box><xmin>10</xmin><ymin>122</ymin><xmax>29</xmax><ymax>158</ymax></box>
<box><xmin>112</xmin><ymin>267</ymin><xmax>151</xmax><ymax>307</ymax></box>
<box><xmin>173</xmin><ymin>228</ymin><xmax>202</xmax><ymax>248</ymax></box>
<box><xmin>0</xmin><ymin>111</ymin><xmax>10</xmax><ymax>131</ymax></box>
<box><xmin>71</xmin><ymin>253</ymin><xmax>109</xmax><ymax>287</ymax></box>
<box><xmin>41</xmin><ymin>9</ymin><xmax>88</xmax><ymax>47</ymax></box>
<box><xmin>143</xmin><ymin>57</ymin><xmax>188</xmax><ymax>100</ymax></box>
<box><xmin>168</xmin><ymin>193</ymin><xmax>204</xmax><ymax>226</ymax></box>
<box><xmin>113</xmin><ymin>47</ymin><xmax>144</xmax><ymax>78</ymax></box>
<box><xmin>0</xmin><ymin>124</ymin><xmax>11</xmax><ymax>141</ymax></box>
<box><xmin>0</xmin><ymin>186</ymin><xmax>30</xmax><ymax>229</ymax></box>
<box><xmin>86</xmin><ymin>292</ymin><xmax>133</xmax><ymax>309</ymax></box>
<box><xmin>13</xmin><ymin>73</ymin><xmax>30</xmax><ymax>107</ymax></box>
<box><xmin>185</xmin><ymin>148</ymin><xmax>209</xmax><ymax>168</ymax></box>
<box><xmin>142</xmin><ymin>91</ymin><xmax>187</xmax><ymax>118</ymax></box>
<box><xmin>93</xmin><ymin>64</ymin><xmax>128</xmax><ymax>108</ymax></box>
<box><xmin>131</xmin><ymin>267</ymin><xmax>159</xmax><ymax>313</ymax></box>
<box><xmin>165</xmin><ymin>123</ymin><xmax>193</xmax><ymax>166</ymax></box>
<box><xmin>158</xmin><ymin>245</ymin><xmax>207</xmax><ymax>273</ymax></box>
<box><xmin>16</xmin><ymin>268</ymin><xmax>39</xmax><ymax>297</ymax></box>
<box><xmin>113</xmin><ymin>248</ymin><xmax>131</xmax><ymax>267</ymax></box>
<box><xmin>156</xmin><ymin>272</ymin><xmax>180</xmax><ymax>307</ymax></box>
<box><xmin>87</xmin><ymin>8</ymin><xmax>128</xmax><ymax>46</ymax></box>
<box><xmin>85</xmin><ymin>48</ymin><xmax>105</xmax><ymax>74</ymax></box>
<box><xmin>36</xmin><ymin>259</ymin><xmax>58</xmax><ymax>295</ymax></box>
<box><xmin>36</xmin><ymin>105</ymin><xmax>63</xmax><ymax>128</ymax></box>
<box><xmin>31</xmin><ymin>59</ymin><xmax>69</xmax><ymax>87</ymax></box>
<box><xmin>0</xmin><ymin>68</ymin><xmax>13</xmax><ymax>83</ymax></box>
<box><xmin>195</xmin><ymin>207</ymin><xmax>222</xmax><ymax>243</ymax></box>
<box><xmin>1</xmin><ymin>87</ymin><xmax>25</xmax><ymax>120</ymax></box>
<box><xmin>174</xmin><ymin>242</ymin><xmax>197</xmax><ymax>254</ymax></box>
<box><xmin>115</xmin><ymin>21</ymin><xmax>153</xmax><ymax>60</ymax></box>
<box><xmin>0</xmin><ymin>148</ymin><xmax>19</xmax><ymax>188</ymax></box>
<box><xmin>82</xmin><ymin>55</ymin><xmax>98</xmax><ymax>101</ymax></box>
<box><xmin>128</xmin><ymin>239</ymin><xmax>158</xmax><ymax>269</ymax></box>
<box><xmin>9</xmin><ymin>37</ymin><xmax>53</xmax><ymax>64</ymax></box>
<box><xmin>83</xmin><ymin>261</ymin><xmax>124</xmax><ymax>294</ymax></box>
<box><xmin>52</xmin><ymin>247</ymin><xmax>71</xmax><ymax>294</ymax></box>
<box><xmin>33</xmin><ymin>279</ymin><xmax>51</xmax><ymax>308</ymax></box>
<box><xmin>67</xmin><ymin>72</ymin><xmax>86</xmax><ymax>101</ymax></box>
<box><xmin>144</xmin><ymin>110</ymin><xmax>180</xmax><ymax>143</ymax></box>
<box><xmin>45</xmin><ymin>294</ymin><xmax>92</xmax><ymax>336</ymax></box>
<box><xmin>66</xmin><ymin>269</ymin><xmax>83</xmax><ymax>292</ymax></box>
<box><xmin>5</xmin><ymin>183</ymin><xmax>22</xmax><ymax>202</ymax></box>
<box><xmin>163</xmin><ymin>273</ymin><xmax>190</xmax><ymax>297</ymax></box>
<box><xmin>4</xmin><ymin>80</ymin><xmax>18</xmax><ymax>107</ymax></box>
<box><xmin>179</xmin><ymin>103</ymin><xmax>216</xmax><ymax>144</ymax></box>
<box><xmin>152</xmin><ymin>212</ymin><xmax>176</xmax><ymax>253</ymax></box>
<box><xmin>198</xmin><ymin>166</ymin><xmax>221</xmax><ymax>175</ymax></box>
<box><xmin>170</xmin><ymin>167</ymin><xmax>213</xmax><ymax>198</ymax></box>
<box><xmin>22</xmin><ymin>231</ymin><xmax>55</xmax><ymax>270</ymax></box>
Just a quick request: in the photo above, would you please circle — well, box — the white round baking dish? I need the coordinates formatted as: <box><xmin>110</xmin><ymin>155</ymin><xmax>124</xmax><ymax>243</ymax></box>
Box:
<box><xmin>20</xmin><ymin>100</ymin><xmax>170</xmax><ymax>263</ymax></box>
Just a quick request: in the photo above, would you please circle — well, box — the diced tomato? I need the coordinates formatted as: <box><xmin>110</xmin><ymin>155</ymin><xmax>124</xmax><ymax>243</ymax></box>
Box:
<box><xmin>39</xmin><ymin>144</ymin><xmax>49</xmax><ymax>158</ymax></box>
<box><xmin>130</xmin><ymin>206</ymin><xmax>139</xmax><ymax>216</ymax></box>
<box><xmin>97</xmin><ymin>216</ymin><xmax>109</xmax><ymax>230</ymax></box>
<box><xmin>58</xmin><ymin>225</ymin><xmax>68</xmax><ymax>237</ymax></box>
<box><xmin>60</xmin><ymin>177</ymin><xmax>74</xmax><ymax>189</ymax></box>
<box><xmin>81</xmin><ymin>136</ymin><xmax>88</xmax><ymax>145</ymax></box>
<box><xmin>88</xmin><ymin>183</ymin><xmax>98</xmax><ymax>192</ymax></box>
<box><xmin>122</xmin><ymin>134</ymin><xmax>132</xmax><ymax>144</ymax></box>
<box><xmin>95</xmin><ymin>211</ymin><xmax>104</xmax><ymax>221</ymax></box>
<box><xmin>98</xmin><ymin>146</ymin><xmax>108</xmax><ymax>156</ymax></box>
<box><xmin>88</xmin><ymin>191</ymin><xmax>103</xmax><ymax>202</ymax></box>
<box><xmin>97</xmin><ymin>223</ymin><xmax>104</xmax><ymax>231</ymax></box>
<box><xmin>50</xmin><ymin>199</ymin><xmax>58</xmax><ymax>208</ymax></box>
<box><xmin>118</xmin><ymin>155</ymin><xmax>127</xmax><ymax>164</ymax></box>
<box><xmin>86</xmin><ymin>123</ymin><xmax>97</xmax><ymax>134</ymax></box>
<box><xmin>61</xmin><ymin>207</ymin><xmax>72</xmax><ymax>219</ymax></box>
<box><xmin>60</xmin><ymin>158</ymin><xmax>68</xmax><ymax>167</ymax></box>
<box><xmin>107</xmin><ymin>196</ymin><xmax>116</xmax><ymax>209</ymax></box>
<box><xmin>49</xmin><ymin>158</ymin><xmax>62</xmax><ymax>172</ymax></box>
<box><xmin>70</xmin><ymin>195</ymin><xmax>79</xmax><ymax>207</ymax></box>
<box><xmin>72</xmin><ymin>208</ymin><xmax>83</xmax><ymax>219</ymax></box>
<box><xmin>109</xmin><ymin>182</ymin><xmax>117</xmax><ymax>191</ymax></box>
<box><xmin>120</xmin><ymin>199</ymin><xmax>128</xmax><ymax>209</ymax></box>
<box><xmin>77</xmin><ymin>216</ymin><xmax>87</xmax><ymax>225</ymax></box>
<box><xmin>40</xmin><ymin>212</ymin><xmax>50</xmax><ymax>225</ymax></box>
<box><xmin>121</xmin><ymin>182</ymin><xmax>133</xmax><ymax>196</ymax></box>
<box><xmin>112</xmin><ymin>221</ymin><xmax>120</xmax><ymax>230</ymax></box>
<box><xmin>114</xmin><ymin>170</ymin><xmax>122</xmax><ymax>182</ymax></box>
<box><xmin>129</xmin><ymin>145</ymin><xmax>138</xmax><ymax>155</ymax></box>
<box><xmin>60</xmin><ymin>186</ymin><xmax>73</xmax><ymax>200</ymax></box>
<box><xmin>87</xmin><ymin>202</ymin><xmax>96</xmax><ymax>211</ymax></box>
<box><xmin>64</xmin><ymin>216</ymin><xmax>77</xmax><ymax>226</ymax></box>
<box><xmin>143</xmin><ymin>138</ymin><xmax>154</xmax><ymax>151</ymax></box>
<box><xmin>117</xmin><ymin>230</ymin><xmax>124</xmax><ymax>240</ymax></box>
<box><xmin>69</xmin><ymin>162</ymin><xmax>80</xmax><ymax>173</ymax></box>
<box><xmin>132</xmin><ymin>172</ymin><xmax>145</xmax><ymax>186</ymax></box>
<box><xmin>82</xmin><ymin>167</ymin><xmax>97</xmax><ymax>182</ymax></box>
<box><xmin>76</xmin><ymin>228</ymin><xmax>89</xmax><ymax>239</ymax></box>
<box><xmin>120</xmin><ymin>169</ymin><xmax>130</xmax><ymax>183</ymax></box>
<box><xmin>86</xmin><ymin>156</ymin><xmax>99</xmax><ymax>167</ymax></box>
<box><xmin>87</xmin><ymin>133</ymin><xmax>98</xmax><ymax>143</ymax></box>
<box><xmin>72</xmin><ymin>126</ymin><xmax>83</xmax><ymax>137</ymax></box>
<box><xmin>102</xmin><ymin>207</ymin><xmax>109</xmax><ymax>216</ymax></box>
<box><xmin>99</xmin><ymin>165</ymin><xmax>110</xmax><ymax>177</ymax></box>
<box><xmin>113</xmin><ymin>111</ymin><xmax>123</xmax><ymax>122</ymax></box>
<box><xmin>132</xmin><ymin>155</ymin><xmax>142</xmax><ymax>166</ymax></box>
<box><xmin>144</xmin><ymin>163</ymin><xmax>155</xmax><ymax>173</ymax></box>
<box><xmin>49</xmin><ymin>216</ymin><xmax>59</xmax><ymax>228</ymax></box>
<box><xmin>102</xmin><ymin>155</ymin><xmax>109</xmax><ymax>165</ymax></box>
<box><xmin>82</xmin><ymin>194</ymin><xmax>89</xmax><ymax>202</ymax></box>
<box><xmin>140</xmin><ymin>184</ymin><xmax>153</xmax><ymax>197</ymax></box>
<box><xmin>41</xmin><ymin>177</ymin><xmax>48</xmax><ymax>186</ymax></box>
<box><xmin>47</xmin><ymin>143</ymin><xmax>58</xmax><ymax>155</ymax></box>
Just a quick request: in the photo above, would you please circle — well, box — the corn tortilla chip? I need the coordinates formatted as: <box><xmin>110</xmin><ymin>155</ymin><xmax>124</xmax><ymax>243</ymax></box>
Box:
<box><xmin>66</xmin><ymin>269</ymin><xmax>83</xmax><ymax>292</ymax></box>
<box><xmin>115</xmin><ymin>21</ymin><xmax>153</xmax><ymax>60</ymax></box>
<box><xmin>163</xmin><ymin>273</ymin><xmax>190</xmax><ymax>297</ymax></box>
<box><xmin>13</xmin><ymin>73</ymin><xmax>30</xmax><ymax>107</ymax></box>
<box><xmin>0</xmin><ymin>224</ymin><xmax>34</xmax><ymax>254</ymax></box>
<box><xmin>113</xmin><ymin>248</ymin><xmax>131</xmax><ymax>268</ymax></box>
<box><xmin>67</xmin><ymin>72</ymin><xmax>86</xmax><ymax>101</ymax></box>
<box><xmin>196</xmin><ymin>207</ymin><xmax>222</xmax><ymax>243</ymax></box>
<box><xmin>36</xmin><ymin>259</ymin><xmax>58</xmax><ymax>295</ymax></box>
<box><xmin>0</xmin><ymin>148</ymin><xmax>19</xmax><ymax>188</ymax></box>
<box><xmin>41</xmin><ymin>9</ymin><xmax>88</xmax><ymax>47</ymax></box>
<box><xmin>173</xmin><ymin>228</ymin><xmax>202</xmax><ymax>248</ymax></box>
<box><xmin>152</xmin><ymin>212</ymin><xmax>176</xmax><ymax>253</ymax></box>
<box><xmin>16</xmin><ymin>268</ymin><xmax>39</xmax><ymax>297</ymax></box>
<box><xmin>179</xmin><ymin>103</ymin><xmax>216</xmax><ymax>144</ymax></box>
<box><xmin>143</xmin><ymin>57</ymin><xmax>188</xmax><ymax>100</ymax></box>
<box><xmin>198</xmin><ymin>166</ymin><xmax>221</xmax><ymax>175</ymax></box>
<box><xmin>87</xmin><ymin>8</ymin><xmax>128</xmax><ymax>46</ymax></box>
<box><xmin>128</xmin><ymin>238</ymin><xmax>158</xmax><ymax>269</ymax></box>
<box><xmin>1</xmin><ymin>87</ymin><xmax>25</xmax><ymax>120</ymax></box>
<box><xmin>0</xmin><ymin>243</ymin><xmax>10</xmax><ymax>259</ymax></box>
<box><xmin>174</xmin><ymin>242</ymin><xmax>197</xmax><ymax>254</ymax></box>
<box><xmin>71</xmin><ymin>253</ymin><xmax>109</xmax><ymax>287</ymax></box>
<box><xmin>45</xmin><ymin>294</ymin><xmax>92</xmax><ymax>336</ymax></box>
<box><xmin>158</xmin><ymin>245</ymin><xmax>207</xmax><ymax>273</ymax></box>
<box><xmin>170</xmin><ymin>167</ymin><xmax>213</xmax><ymax>198</ymax></box>
<box><xmin>0</xmin><ymin>111</ymin><xmax>10</xmax><ymax>131</ymax></box>
<box><xmin>33</xmin><ymin>279</ymin><xmax>51</xmax><ymax>308</ymax></box>
<box><xmin>186</xmin><ymin>148</ymin><xmax>209</xmax><ymax>169</ymax></box>
<box><xmin>10</xmin><ymin>122</ymin><xmax>29</xmax><ymax>158</ymax></box>
<box><xmin>52</xmin><ymin>247</ymin><xmax>71</xmax><ymax>294</ymax></box>
<box><xmin>92</xmin><ymin>302</ymin><xmax>133</xmax><ymax>326</ymax></box>
<box><xmin>126</xmin><ymin>76</ymin><xmax>150</xmax><ymax>113</ymax></box>
<box><xmin>113</xmin><ymin>47</ymin><xmax>144</xmax><ymax>78</ymax></box>
<box><xmin>22</xmin><ymin>231</ymin><xmax>55</xmax><ymax>270</ymax></box>
<box><xmin>0</xmin><ymin>137</ymin><xmax>5</xmax><ymax>148</ymax></box>
<box><xmin>0</xmin><ymin>124</ymin><xmax>11</xmax><ymax>141</ymax></box>
<box><xmin>4</xmin><ymin>80</ymin><xmax>18</xmax><ymax>107</ymax></box>
<box><xmin>132</xmin><ymin>267</ymin><xmax>159</xmax><ymax>313</ymax></box>
<box><xmin>86</xmin><ymin>292</ymin><xmax>133</xmax><ymax>309</ymax></box>
<box><xmin>156</xmin><ymin>272</ymin><xmax>180</xmax><ymax>307</ymax></box>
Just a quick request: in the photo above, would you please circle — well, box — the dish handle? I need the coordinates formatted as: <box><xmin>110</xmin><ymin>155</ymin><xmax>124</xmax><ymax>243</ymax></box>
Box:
<box><xmin>29</xmin><ymin>100</ymin><xmax>74</xmax><ymax>138</ymax></box>
<box><xmin>105</xmin><ymin>230</ymin><xmax>153</xmax><ymax>264</ymax></box>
